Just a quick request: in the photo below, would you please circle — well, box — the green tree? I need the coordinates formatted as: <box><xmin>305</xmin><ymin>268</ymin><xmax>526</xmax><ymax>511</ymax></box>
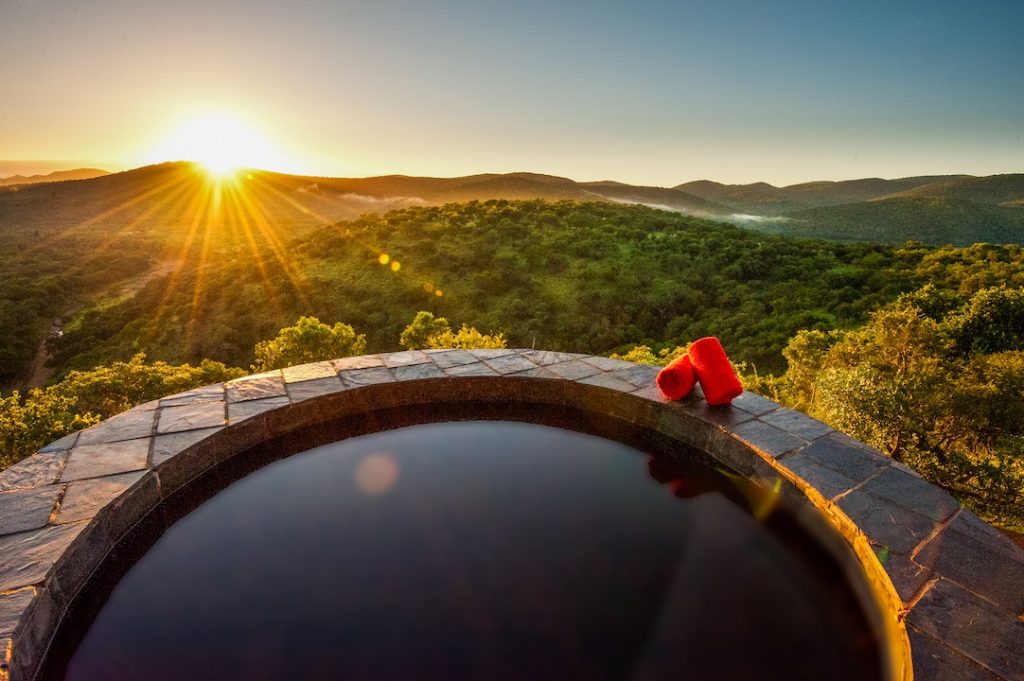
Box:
<box><xmin>399</xmin><ymin>311</ymin><xmax>451</xmax><ymax>350</ymax></box>
<box><xmin>425</xmin><ymin>325</ymin><xmax>507</xmax><ymax>350</ymax></box>
<box><xmin>252</xmin><ymin>316</ymin><xmax>366</xmax><ymax>371</ymax></box>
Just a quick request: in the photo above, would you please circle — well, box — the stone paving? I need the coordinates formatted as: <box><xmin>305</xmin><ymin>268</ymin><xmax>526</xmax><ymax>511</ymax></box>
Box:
<box><xmin>0</xmin><ymin>349</ymin><xmax>1022</xmax><ymax>681</ymax></box>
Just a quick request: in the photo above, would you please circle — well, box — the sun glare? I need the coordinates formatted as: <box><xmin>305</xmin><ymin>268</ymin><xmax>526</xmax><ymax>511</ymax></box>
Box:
<box><xmin>146</xmin><ymin>113</ymin><xmax>291</xmax><ymax>178</ymax></box>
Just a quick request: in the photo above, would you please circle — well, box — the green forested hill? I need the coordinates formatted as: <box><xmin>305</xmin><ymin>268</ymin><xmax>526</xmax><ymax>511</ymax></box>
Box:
<box><xmin>780</xmin><ymin>197</ymin><xmax>1024</xmax><ymax>245</ymax></box>
<box><xmin>36</xmin><ymin>200</ymin><xmax>960</xmax><ymax>379</ymax></box>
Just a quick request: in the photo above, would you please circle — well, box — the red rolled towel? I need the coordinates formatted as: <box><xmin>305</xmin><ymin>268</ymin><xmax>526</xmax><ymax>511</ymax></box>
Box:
<box><xmin>656</xmin><ymin>354</ymin><xmax>696</xmax><ymax>400</ymax></box>
<box><xmin>688</xmin><ymin>337</ymin><xmax>743</xmax><ymax>406</ymax></box>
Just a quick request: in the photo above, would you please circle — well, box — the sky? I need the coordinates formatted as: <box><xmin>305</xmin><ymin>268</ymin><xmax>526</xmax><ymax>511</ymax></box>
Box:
<box><xmin>1</xmin><ymin>0</ymin><xmax>1022</xmax><ymax>185</ymax></box>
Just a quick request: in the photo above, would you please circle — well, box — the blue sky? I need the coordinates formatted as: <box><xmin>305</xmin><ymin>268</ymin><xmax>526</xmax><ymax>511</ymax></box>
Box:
<box><xmin>1</xmin><ymin>0</ymin><xmax>1021</xmax><ymax>184</ymax></box>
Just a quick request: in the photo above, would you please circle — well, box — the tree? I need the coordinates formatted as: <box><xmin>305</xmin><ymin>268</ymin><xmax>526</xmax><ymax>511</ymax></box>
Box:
<box><xmin>399</xmin><ymin>311</ymin><xmax>451</xmax><ymax>350</ymax></box>
<box><xmin>425</xmin><ymin>325</ymin><xmax>507</xmax><ymax>350</ymax></box>
<box><xmin>252</xmin><ymin>316</ymin><xmax>366</xmax><ymax>371</ymax></box>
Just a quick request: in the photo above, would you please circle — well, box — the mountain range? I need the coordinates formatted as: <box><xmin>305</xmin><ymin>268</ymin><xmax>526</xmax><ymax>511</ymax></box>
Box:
<box><xmin>0</xmin><ymin>167</ymin><xmax>110</xmax><ymax>187</ymax></box>
<box><xmin>2</xmin><ymin>162</ymin><xmax>1022</xmax><ymax>246</ymax></box>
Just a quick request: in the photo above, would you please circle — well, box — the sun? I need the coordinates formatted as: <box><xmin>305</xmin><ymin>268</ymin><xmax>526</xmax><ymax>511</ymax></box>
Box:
<box><xmin>147</xmin><ymin>113</ymin><xmax>289</xmax><ymax>178</ymax></box>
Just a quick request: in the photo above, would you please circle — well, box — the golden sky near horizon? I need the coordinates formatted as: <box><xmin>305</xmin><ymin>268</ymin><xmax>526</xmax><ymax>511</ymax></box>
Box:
<box><xmin>1</xmin><ymin>1</ymin><xmax>1021</xmax><ymax>185</ymax></box>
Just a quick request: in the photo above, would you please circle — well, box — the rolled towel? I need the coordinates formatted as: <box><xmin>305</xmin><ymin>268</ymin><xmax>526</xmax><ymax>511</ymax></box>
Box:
<box><xmin>688</xmin><ymin>337</ymin><xmax>743</xmax><ymax>406</ymax></box>
<box><xmin>656</xmin><ymin>354</ymin><xmax>696</xmax><ymax>400</ymax></box>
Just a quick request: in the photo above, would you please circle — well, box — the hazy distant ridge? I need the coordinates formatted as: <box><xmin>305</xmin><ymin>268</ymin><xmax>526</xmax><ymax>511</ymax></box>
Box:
<box><xmin>0</xmin><ymin>167</ymin><xmax>110</xmax><ymax>187</ymax></box>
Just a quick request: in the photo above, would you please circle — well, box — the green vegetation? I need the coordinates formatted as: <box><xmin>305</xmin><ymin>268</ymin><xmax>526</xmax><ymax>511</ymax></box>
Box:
<box><xmin>0</xmin><ymin>355</ymin><xmax>242</xmax><ymax>469</ymax></box>
<box><xmin>252</xmin><ymin>316</ymin><xmax>366</xmax><ymax>371</ymax></box>
<box><xmin>399</xmin><ymin>311</ymin><xmax>505</xmax><ymax>350</ymax></box>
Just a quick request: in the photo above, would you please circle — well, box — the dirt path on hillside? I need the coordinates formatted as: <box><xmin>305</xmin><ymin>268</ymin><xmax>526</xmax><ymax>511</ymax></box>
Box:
<box><xmin>21</xmin><ymin>261</ymin><xmax>177</xmax><ymax>390</ymax></box>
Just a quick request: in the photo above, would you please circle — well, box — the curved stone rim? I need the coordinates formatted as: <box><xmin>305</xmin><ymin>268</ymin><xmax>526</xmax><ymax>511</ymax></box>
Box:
<box><xmin>2</xmin><ymin>349</ymin><xmax>1022</xmax><ymax>680</ymax></box>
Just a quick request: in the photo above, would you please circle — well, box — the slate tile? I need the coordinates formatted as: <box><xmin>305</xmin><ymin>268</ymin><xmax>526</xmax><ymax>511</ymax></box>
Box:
<box><xmin>282</xmin><ymin>361</ymin><xmax>339</xmax><ymax>383</ymax></box>
<box><xmin>75</xmin><ymin>407</ymin><xmax>156</xmax><ymax>446</ymax></box>
<box><xmin>286</xmin><ymin>376</ymin><xmax>346</xmax><ymax>402</ymax></box>
<box><xmin>225</xmin><ymin>376</ymin><xmax>287</xmax><ymax>403</ymax></box>
<box><xmin>481</xmin><ymin>354</ymin><xmax>538</xmax><ymax>374</ymax></box>
<box><xmin>468</xmin><ymin>348</ymin><xmax>516</xmax><ymax>360</ymax></box>
<box><xmin>428</xmin><ymin>349</ymin><xmax>478</xmax><ymax>368</ymax></box>
<box><xmin>907</xmin><ymin>625</ymin><xmax>1000</xmax><ymax>681</ymax></box>
<box><xmin>872</xmin><ymin>545</ymin><xmax>934</xmax><ymax>602</ymax></box>
<box><xmin>151</xmin><ymin>427</ymin><xmax>223</xmax><ymax>467</ymax></box>
<box><xmin>610</xmin><ymin>363</ymin><xmax>659</xmax><ymax>388</ymax></box>
<box><xmin>159</xmin><ymin>384</ymin><xmax>224</xmax><ymax>406</ymax></box>
<box><xmin>227</xmin><ymin>396</ymin><xmax>290</xmax><ymax>425</ymax></box>
<box><xmin>381</xmin><ymin>351</ymin><xmax>431</xmax><ymax>367</ymax></box>
<box><xmin>0</xmin><ymin>452</ymin><xmax>68</xmax><ymax>492</ymax></box>
<box><xmin>580</xmin><ymin>356</ymin><xmax>634</xmax><ymax>371</ymax></box>
<box><xmin>508</xmin><ymin>366</ymin><xmax>560</xmax><ymax>379</ymax></box>
<box><xmin>392</xmin><ymin>363</ymin><xmax>446</xmax><ymax>381</ymax></box>
<box><xmin>838</xmin><ymin>488</ymin><xmax>936</xmax><ymax>554</ymax></box>
<box><xmin>339</xmin><ymin>366</ymin><xmax>395</xmax><ymax>386</ymax></box>
<box><xmin>0</xmin><ymin>521</ymin><xmax>87</xmax><ymax>591</ymax></box>
<box><xmin>520</xmin><ymin>350</ymin><xmax>584</xmax><ymax>366</ymax></box>
<box><xmin>799</xmin><ymin>434</ymin><xmax>889</xmax><ymax>481</ymax></box>
<box><xmin>39</xmin><ymin>431</ymin><xmax>79</xmax><ymax>453</ymax></box>
<box><xmin>908</xmin><ymin>579</ymin><xmax>1024</xmax><ymax>680</ymax></box>
<box><xmin>914</xmin><ymin>523</ymin><xmax>1024</xmax><ymax>613</ymax></box>
<box><xmin>759</xmin><ymin>408</ymin><xmax>832</xmax><ymax>440</ymax></box>
<box><xmin>780</xmin><ymin>453</ymin><xmax>858</xmax><ymax>499</ymax></box>
<box><xmin>0</xmin><ymin>486</ymin><xmax>62</xmax><ymax>536</ymax></box>
<box><xmin>332</xmin><ymin>355</ymin><xmax>385</xmax><ymax>370</ymax></box>
<box><xmin>945</xmin><ymin>510</ymin><xmax>1024</xmax><ymax>563</ymax></box>
<box><xmin>861</xmin><ymin>465</ymin><xmax>961</xmax><ymax>522</ymax></box>
<box><xmin>576</xmin><ymin>372</ymin><xmax>638</xmax><ymax>393</ymax></box>
<box><xmin>442</xmin><ymin>362</ymin><xmax>498</xmax><ymax>377</ymax></box>
<box><xmin>55</xmin><ymin>471</ymin><xmax>147</xmax><ymax>525</ymax></box>
<box><xmin>0</xmin><ymin>588</ymin><xmax>34</xmax><ymax>637</ymax></box>
<box><xmin>731</xmin><ymin>420</ymin><xmax>806</xmax><ymax>457</ymax></box>
<box><xmin>157</xmin><ymin>401</ymin><xmax>226</xmax><ymax>434</ymax></box>
<box><xmin>729</xmin><ymin>391</ymin><xmax>779</xmax><ymax>416</ymax></box>
<box><xmin>61</xmin><ymin>439</ymin><xmax>150</xmax><ymax>482</ymax></box>
<box><xmin>545</xmin><ymin>359</ymin><xmax>602</xmax><ymax>381</ymax></box>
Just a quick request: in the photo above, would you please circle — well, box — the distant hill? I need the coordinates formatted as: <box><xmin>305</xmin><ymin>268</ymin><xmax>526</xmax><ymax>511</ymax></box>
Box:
<box><xmin>0</xmin><ymin>167</ymin><xmax>110</xmax><ymax>187</ymax></box>
<box><xmin>879</xmin><ymin>174</ymin><xmax>1024</xmax><ymax>206</ymax></box>
<box><xmin>782</xmin><ymin>197</ymin><xmax>1024</xmax><ymax>245</ymax></box>
<box><xmin>676</xmin><ymin>175</ymin><xmax>967</xmax><ymax>215</ymax></box>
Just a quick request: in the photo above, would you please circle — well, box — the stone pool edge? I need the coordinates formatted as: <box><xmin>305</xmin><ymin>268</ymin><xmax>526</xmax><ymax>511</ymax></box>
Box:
<box><xmin>1</xmin><ymin>349</ymin><xmax>1022</xmax><ymax>680</ymax></box>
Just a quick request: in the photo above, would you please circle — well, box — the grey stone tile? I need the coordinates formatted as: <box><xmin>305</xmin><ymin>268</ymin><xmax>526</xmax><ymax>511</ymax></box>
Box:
<box><xmin>945</xmin><ymin>510</ymin><xmax>1024</xmax><ymax>563</ymax></box>
<box><xmin>61</xmin><ymin>439</ymin><xmax>150</xmax><ymax>482</ymax></box>
<box><xmin>392</xmin><ymin>363</ymin><xmax>446</xmax><ymax>381</ymax></box>
<box><xmin>468</xmin><ymin>348</ymin><xmax>516</xmax><ymax>360</ymax></box>
<box><xmin>908</xmin><ymin>579</ymin><xmax>1024</xmax><ymax>680</ymax></box>
<box><xmin>520</xmin><ymin>350</ymin><xmax>584</xmax><ymax>366</ymax></box>
<box><xmin>332</xmin><ymin>355</ymin><xmax>385</xmax><ymax>370</ymax></box>
<box><xmin>779</xmin><ymin>453</ymin><xmax>858</xmax><ymax>499</ymax></box>
<box><xmin>286</xmin><ymin>376</ymin><xmax>347</xmax><ymax>403</ymax></box>
<box><xmin>872</xmin><ymin>545</ymin><xmax>934</xmax><ymax>602</ymax></box>
<box><xmin>0</xmin><ymin>486</ymin><xmax>62</xmax><ymax>536</ymax></box>
<box><xmin>0</xmin><ymin>587</ymin><xmax>34</xmax><ymax>637</ymax></box>
<box><xmin>39</xmin><ymin>431</ymin><xmax>79</xmax><ymax>453</ymax></box>
<box><xmin>382</xmin><ymin>351</ymin><xmax>431</xmax><ymax>367</ymax></box>
<box><xmin>151</xmin><ymin>427</ymin><xmax>223</xmax><ymax>467</ymax></box>
<box><xmin>481</xmin><ymin>354</ymin><xmax>539</xmax><ymax>374</ymax></box>
<box><xmin>610</xmin><ymin>364</ymin><xmax>659</xmax><ymax>388</ymax></box>
<box><xmin>576</xmin><ymin>372</ymin><xmax>637</xmax><ymax>393</ymax></box>
<box><xmin>0</xmin><ymin>521</ymin><xmax>86</xmax><ymax>591</ymax></box>
<box><xmin>428</xmin><ymin>350</ymin><xmax>478</xmax><ymax>369</ymax></box>
<box><xmin>227</xmin><ymin>396</ymin><xmax>290</xmax><ymax>425</ymax></box>
<box><xmin>907</xmin><ymin>625</ymin><xmax>1001</xmax><ymax>681</ymax></box>
<box><xmin>282</xmin><ymin>361</ymin><xmax>339</xmax><ymax>383</ymax></box>
<box><xmin>55</xmin><ymin>471</ymin><xmax>147</xmax><ymax>525</ymax></box>
<box><xmin>838</xmin><ymin>489</ymin><xmax>936</xmax><ymax>554</ymax></box>
<box><xmin>678</xmin><ymin>400</ymin><xmax>757</xmax><ymax>428</ymax></box>
<box><xmin>76</xmin><ymin>407</ymin><xmax>156</xmax><ymax>446</ymax></box>
<box><xmin>225</xmin><ymin>376</ymin><xmax>287</xmax><ymax>403</ymax></box>
<box><xmin>508</xmin><ymin>366</ymin><xmax>560</xmax><ymax>379</ymax></box>
<box><xmin>546</xmin><ymin>359</ymin><xmax>602</xmax><ymax>381</ymax></box>
<box><xmin>580</xmin><ymin>356</ymin><xmax>635</xmax><ymax>371</ymax></box>
<box><xmin>0</xmin><ymin>452</ymin><xmax>68</xmax><ymax>492</ymax></box>
<box><xmin>157</xmin><ymin>401</ymin><xmax>226</xmax><ymax>434</ymax></box>
<box><xmin>799</xmin><ymin>434</ymin><xmax>889</xmax><ymax>481</ymax></box>
<box><xmin>442</xmin><ymin>362</ymin><xmax>499</xmax><ymax>377</ymax></box>
<box><xmin>759</xmin><ymin>408</ymin><xmax>832</xmax><ymax>440</ymax></box>
<box><xmin>731</xmin><ymin>420</ymin><xmax>806</xmax><ymax>457</ymax></box>
<box><xmin>159</xmin><ymin>384</ymin><xmax>225</xmax><ymax>406</ymax></box>
<box><xmin>914</xmin><ymin>523</ymin><xmax>1024</xmax><ymax>613</ymax></box>
<box><xmin>630</xmin><ymin>383</ymin><xmax>672</xmax><ymax>403</ymax></box>
<box><xmin>729</xmin><ymin>391</ymin><xmax>779</xmax><ymax>416</ymax></box>
<box><xmin>860</xmin><ymin>465</ymin><xmax>961</xmax><ymax>522</ymax></box>
<box><xmin>339</xmin><ymin>366</ymin><xmax>395</xmax><ymax>386</ymax></box>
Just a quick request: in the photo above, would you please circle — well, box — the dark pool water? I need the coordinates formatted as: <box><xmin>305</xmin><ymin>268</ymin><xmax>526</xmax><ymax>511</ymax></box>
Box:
<box><xmin>60</xmin><ymin>421</ymin><xmax>878</xmax><ymax>680</ymax></box>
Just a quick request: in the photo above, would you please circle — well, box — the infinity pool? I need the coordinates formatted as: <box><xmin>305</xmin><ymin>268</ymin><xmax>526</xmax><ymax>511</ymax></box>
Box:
<box><xmin>54</xmin><ymin>421</ymin><xmax>879</xmax><ymax>680</ymax></box>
